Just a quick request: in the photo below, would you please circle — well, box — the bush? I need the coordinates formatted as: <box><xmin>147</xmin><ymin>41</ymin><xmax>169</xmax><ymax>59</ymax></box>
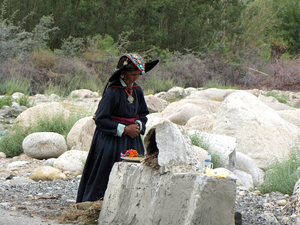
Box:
<box><xmin>0</xmin><ymin>110</ymin><xmax>91</xmax><ymax>157</ymax></box>
<box><xmin>265</xmin><ymin>91</ymin><xmax>288</xmax><ymax>103</ymax></box>
<box><xmin>15</xmin><ymin>95</ymin><xmax>32</xmax><ymax>107</ymax></box>
<box><xmin>189</xmin><ymin>133</ymin><xmax>222</xmax><ymax>169</ymax></box>
<box><xmin>0</xmin><ymin>95</ymin><xmax>13</xmax><ymax>108</ymax></box>
<box><xmin>258</xmin><ymin>146</ymin><xmax>300</xmax><ymax>195</ymax></box>
<box><xmin>0</xmin><ymin>126</ymin><xmax>29</xmax><ymax>157</ymax></box>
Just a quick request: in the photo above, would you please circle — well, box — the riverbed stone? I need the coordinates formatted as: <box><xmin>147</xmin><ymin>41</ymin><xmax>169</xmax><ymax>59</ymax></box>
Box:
<box><xmin>99</xmin><ymin>162</ymin><xmax>236</xmax><ymax>225</ymax></box>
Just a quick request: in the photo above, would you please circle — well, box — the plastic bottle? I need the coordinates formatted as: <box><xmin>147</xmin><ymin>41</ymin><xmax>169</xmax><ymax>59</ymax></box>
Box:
<box><xmin>202</xmin><ymin>153</ymin><xmax>213</xmax><ymax>174</ymax></box>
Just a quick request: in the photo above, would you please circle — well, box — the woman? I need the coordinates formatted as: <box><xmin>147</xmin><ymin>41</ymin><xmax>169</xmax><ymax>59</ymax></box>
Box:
<box><xmin>76</xmin><ymin>53</ymin><xmax>159</xmax><ymax>203</ymax></box>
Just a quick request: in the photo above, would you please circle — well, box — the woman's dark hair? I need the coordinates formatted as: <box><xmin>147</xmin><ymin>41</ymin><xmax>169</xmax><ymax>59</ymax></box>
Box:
<box><xmin>117</xmin><ymin>56</ymin><xmax>139</xmax><ymax>71</ymax></box>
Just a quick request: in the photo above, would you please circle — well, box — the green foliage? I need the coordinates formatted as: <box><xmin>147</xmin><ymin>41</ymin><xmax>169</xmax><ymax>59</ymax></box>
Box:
<box><xmin>189</xmin><ymin>133</ymin><xmax>210</xmax><ymax>151</ymax></box>
<box><xmin>0</xmin><ymin>0</ymin><xmax>33</xmax><ymax>63</ymax></box>
<box><xmin>15</xmin><ymin>95</ymin><xmax>32</xmax><ymax>107</ymax></box>
<box><xmin>1</xmin><ymin>0</ymin><xmax>245</xmax><ymax>53</ymax></box>
<box><xmin>0</xmin><ymin>95</ymin><xmax>12</xmax><ymax>108</ymax></box>
<box><xmin>54</xmin><ymin>36</ymin><xmax>84</xmax><ymax>57</ymax></box>
<box><xmin>0</xmin><ymin>1</ymin><xmax>57</xmax><ymax>63</ymax></box>
<box><xmin>265</xmin><ymin>91</ymin><xmax>288</xmax><ymax>104</ymax></box>
<box><xmin>203</xmin><ymin>81</ymin><xmax>237</xmax><ymax>90</ymax></box>
<box><xmin>0</xmin><ymin>77</ymin><xmax>30</xmax><ymax>95</ymax></box>
<box><xmin>0</xmin><ymin>110</ymin><xmax>90</xmax><ymax>157</ymax></box>
<box><xmin>189</xmin><ymin>133</ymin><xmax>222</xmax><ymax>169</ymax></box>
<box><xmin>0</xmin><ymin>125</ymin><xmax>28</xmax><ymax>157</ymax></box>
<box><xmin>275</xmin><ymin>0</ymin><xmax>300</xmax><ymax>54</ymax></box>
<box><xmin>258</xmin><ymin>146</ymin><xmax>300</xmax><ymax>195</ymax></box>
<box><xmin>141</xmin><ymin>77</ymin><xmax>175</xmax><ymax>94</ymax></box>
<box><xmin>231</xmin><ymin>0</ymin><xmax>280</xmax><ymax>51</ymax></box>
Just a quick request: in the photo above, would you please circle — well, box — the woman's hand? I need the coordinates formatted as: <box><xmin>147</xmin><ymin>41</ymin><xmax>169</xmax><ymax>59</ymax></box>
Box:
<box><xmin>125</xmin><ymin>124</ymin><xmax>140</xmax><ymax>138</ymax></box>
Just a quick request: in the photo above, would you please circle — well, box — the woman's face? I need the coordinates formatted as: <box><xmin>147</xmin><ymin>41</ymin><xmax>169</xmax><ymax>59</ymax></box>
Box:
<box><xmin>123</xmin><ymin>70</ymin><xmax>140</xmax><ymax>86</ymax></box>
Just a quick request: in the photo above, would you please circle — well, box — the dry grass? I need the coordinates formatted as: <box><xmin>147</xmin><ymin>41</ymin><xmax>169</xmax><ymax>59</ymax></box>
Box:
<box><xmin>29</xmin><ymin>49</ymin><xmax>59</xmax><ymax>69</ymax></box>
<box><xmin>58</xmin><ymin>200</ymin><xmax>103</xmax><ymax>225</ymax></box>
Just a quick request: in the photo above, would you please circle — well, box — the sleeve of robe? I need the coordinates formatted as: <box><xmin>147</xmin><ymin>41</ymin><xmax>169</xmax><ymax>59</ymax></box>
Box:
<box><xmin>94</xmin><ymin>88</ymin><xmax>119</xmax><ymax>136</ymax></box>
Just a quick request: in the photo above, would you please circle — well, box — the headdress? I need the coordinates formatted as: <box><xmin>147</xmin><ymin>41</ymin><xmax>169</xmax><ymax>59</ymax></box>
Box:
<box><xmin>108</xmin><ymin>53</ymin><xmax>159</xmax><ymax>82</ymax></box>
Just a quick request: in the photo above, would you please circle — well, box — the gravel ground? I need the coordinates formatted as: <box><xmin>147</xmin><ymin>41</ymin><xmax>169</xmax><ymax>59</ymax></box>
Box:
<box><xmin>0</xmin><ymin>174</ymin><xmax>298</xmax><ymax>225</ymax></box>
<box><xmin>0</xmin><ymin>177</ymin><xmax>80</xmax><ymax>224</ymax></box>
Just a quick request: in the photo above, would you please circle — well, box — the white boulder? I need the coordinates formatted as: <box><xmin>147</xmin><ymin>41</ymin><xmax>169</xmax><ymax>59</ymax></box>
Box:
<box><xmin>212</xmin><ymin>91</ymin><xmax>300</xmax><ymax>168</ymax></box>
<box><xmin>69</xmin><ymin>89</ymin><xmax>99</xmax><ymax>98</ymax></box>
<box><xmin>232</xmin><ymin>169</ymin><xmax>254</xmax><ymax>188</ymax></box>
<box><xmin>235</xmin><ymin>152</ymin><xmax>264</xmax><ymax>185</ymax></box>
<box><xmin>12</xmin><ymin>102</ymin><xmax>82</xmax><ymax>130</ymax></box>
<box><xmin>144</xmin><ymin>120</ymin><xmax>201</xmax><ymax>172</ymax></box>
<box><xmin>184</xmin><ymin>114</ymin><xmax>215</xmax><ymax>131</ymax></box>
<box><xmin>66</xmin><ymin>117</ymin><xmax>95</xmax><ymax>150</ymax></box>
<box><xmin>186</xmin><ymin>88</ymin><xmax>237</xmax><ymax>101</ymax></box>
<box><xmin>144</xmin><ymin>95</ymin><xmax>168</xmax><ymax>112</ymax></box>
<box><xmin>23</xmin><ymin>132</ymin><xmax>67</xmax><ymax>159</ymax></box>
<box><xmin>258</xmin><ymin>95</ymin><xmax>295</xmax><ymax>111</ymax></box>
<box><xmin>53</xmin><ymin>150</ymin><xmax>88</xmax><ymax>172</ymax></box>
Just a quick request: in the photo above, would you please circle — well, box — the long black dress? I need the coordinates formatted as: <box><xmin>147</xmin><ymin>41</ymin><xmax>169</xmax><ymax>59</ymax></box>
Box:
<box><xmin>76</xmin><ymin>80</ymin><xmax>149</xmax><ymax>203</ymax></box>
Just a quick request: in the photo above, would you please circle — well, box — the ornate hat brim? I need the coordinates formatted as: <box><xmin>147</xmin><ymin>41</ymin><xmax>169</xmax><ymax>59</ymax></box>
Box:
<box><xmin>108</xmin><ymin>60</ymin><xmax>159</xmax><ymax>82</ymax></box>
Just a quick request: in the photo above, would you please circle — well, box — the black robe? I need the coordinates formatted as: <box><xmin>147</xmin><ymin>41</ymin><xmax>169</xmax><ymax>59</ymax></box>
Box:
<box><xmin>76</xmin><ymin>80</ymin><xmax>149</xmax><ymax>203</ymax></box>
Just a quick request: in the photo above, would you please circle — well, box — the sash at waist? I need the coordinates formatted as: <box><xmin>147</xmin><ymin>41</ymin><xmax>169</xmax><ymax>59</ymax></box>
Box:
<box><xmin>111</xmin><ymin>115</ymin><xmax>139</xmax><ymax>124</ymax></box>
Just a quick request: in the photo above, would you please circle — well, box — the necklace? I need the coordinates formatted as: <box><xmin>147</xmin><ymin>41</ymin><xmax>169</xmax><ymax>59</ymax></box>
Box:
<box><xmin>124</xmin><ymin>88</ymin><xmax>134</xmax><ymax>103</ymax></box>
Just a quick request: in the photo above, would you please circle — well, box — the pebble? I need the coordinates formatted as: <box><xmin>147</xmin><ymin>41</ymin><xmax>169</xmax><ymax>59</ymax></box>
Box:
<box><xmin>235</xmin><ymin>187</ymin><xmax>297</xmax><ymax>224</ymax></box>
<box><xmin>0</xmin><ymin>175</ymin><xmax>298</xmax><ymax>224</ymax></box>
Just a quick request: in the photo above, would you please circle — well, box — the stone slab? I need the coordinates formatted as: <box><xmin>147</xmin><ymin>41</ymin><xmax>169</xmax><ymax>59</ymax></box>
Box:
<box><xmin>99</xmin><ymin>162</ymin><xmax>236</xmax><ymax>225</ymax></box>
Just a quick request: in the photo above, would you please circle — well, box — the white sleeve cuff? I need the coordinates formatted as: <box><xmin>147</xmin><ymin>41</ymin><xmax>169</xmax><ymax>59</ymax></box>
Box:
<box><xmin>117</xmin><ymin>124</ymin><xmax>125</xmax><ymax>137</ymax></box>
<box><xmin>135</xmin><ymin>120</ymin><xmax>142</xmax><ymax>131</ymax></box>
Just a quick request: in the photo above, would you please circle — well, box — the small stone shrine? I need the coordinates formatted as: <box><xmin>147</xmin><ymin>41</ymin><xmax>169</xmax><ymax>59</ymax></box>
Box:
<box><xmin>99</xmin><ymin>120</ymin><xmax>236</xmax><ymax>224</ymax></box>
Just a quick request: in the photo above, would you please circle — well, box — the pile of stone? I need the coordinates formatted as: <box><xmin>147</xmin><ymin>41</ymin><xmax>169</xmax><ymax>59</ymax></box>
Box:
<box><xmin>1</xmin><ymin>87</ymin><xmax>300</xmax><ymax>223</ymax></box>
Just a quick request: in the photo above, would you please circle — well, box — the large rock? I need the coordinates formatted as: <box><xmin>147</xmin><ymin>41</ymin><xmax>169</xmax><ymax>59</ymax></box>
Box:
<box><xmin>160</xmin><ymin>99</ymin><xmax>220</xmax><ymax>126</ymax></box>
<box><xmin>66</xmin><ymin>117</ymin><xmax>95</xmax><ymax>150</ymax></box>
<box><xmin>144</xmin><ymin>120</ymin><xmax>201</xmax><ymax>172</ymax></box>
<box><xmin>144</xmin><ymin>95</ymin><xmax>168</xmax><ymax>112</ymax></box>
<box><xmin>258</xmin><ymin>95</ymin><xmax>295</xmax><ymax>111</ymax></box>
<box><xmin>212</xmin><ymin>91</ymin><xmax>300</xmax><ymax>168</ymax></box>
<box><xmin>53</xmin><ymin>150</ymin><xmax>88</xmax><ymax>172</ymax></box>
<box><xmin>186</xmin><ymin>88</ymin><xmax>237</xmax><ymax>101</ymax></box>
<box><xmin>232</xmin><ymin>169</ymin><xmax>254</xmax><ymax>188</ymax></box>
<box><xmin>235</xmin><ymin>152</ymin><xmax>264</xmax><ymax>185</ymax></box>
<box><xmin>193</xmin><ymin>145</ymin><xmax>208</xmax><ymax>164</ymax></box>
<box><xmin>23</xmin><ymin>132</ymin><xmax>67</xmax><ymax>159</ymax></box>
<box><xmin>29</xmin><ymin>166</ymin><xmax>66</xmax><ymax>181</ymax></box>
<box><xmin>69</xmin><ymin>89</ymin><xmax>99</xmax><ymax>98</ymax></box>
<box><xmin>145</xmin><ymin>113</ymin><xmax>168</xmax><ymax>135</ymax></box>
<box><xmin>99</xmin><ymin>162</ymin><xmax>236</xmax><ymax>225</ymax></box>
<box><xmin>12</xmin><ymin>102</ymin><xmax>83</xmax><ymax>130</ymax></box>
<box><xmin>277</xmin><ymin>109</ymin><xmax>300</xmax><ymax>128</ymax></box>
<box><xmin>165</xmin><ymin>103</ymin><xmax>210</xmax><ymax>125</ymax></box>
<box><xmin>184</xmin><ymin>114</ymin><xmax>215</xmax><ymax>131</ymax></box>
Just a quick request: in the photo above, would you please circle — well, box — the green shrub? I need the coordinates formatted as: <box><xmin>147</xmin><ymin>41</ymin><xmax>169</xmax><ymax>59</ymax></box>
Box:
<box><xmin>15</xmin><ymin>95</ymin><xmax>32</xmax><ymax>107</ymax></box>
<box><xmin>189</xmin><ymin>133</ymin><xmax>222</xmax><ymax>169</ymax></box>
<box><xmin>0</xmin><ymin>78</ymin><xmax>30</xmax><ymax>95</ymax></box>
<box><xmin>265</xmin><ymin>91</ymin><xmax>288</xmax><ymax>103</ymax></box>
<box><xmin>0</xmin><ymin>95</ymin><xmax>13</xmax><ymax>108</ymax></box>
<box><xmin>258</xmin><ymin>146</ymin><xmax>300</xmax><ymax>195</ymax></box>
<box><xmin>203</xmin><ymin>81</ymin><xmax>237</xmax><ymax>90</ymax></box>
<box><xmin>0</xmin><ymin>110</ymin><xmax>91</xmax><ymax>157</ymax></box>
<box><xmin>54</xmin><ymin>36</ymin><xmax>84</xmax><ymax>57</ymax></box>
<box><xmin>0</xmin><ymin>126</ymin><xmax>29</xmax><ymax>157</ymax></box>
